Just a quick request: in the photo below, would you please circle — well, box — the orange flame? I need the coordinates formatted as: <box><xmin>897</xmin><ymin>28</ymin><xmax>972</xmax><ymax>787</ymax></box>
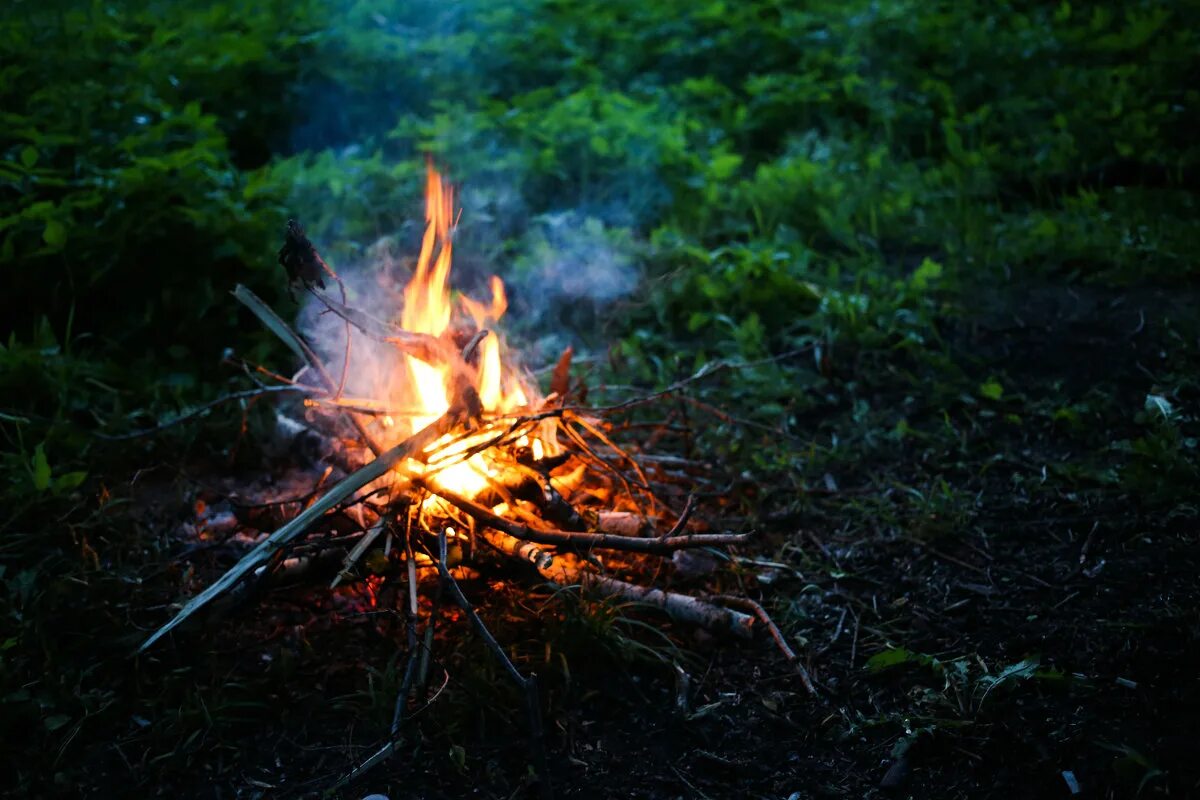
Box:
<box><xmin>391</xmin><ymin>164</ymin><xmax>536</xmax><ymax>497</ymax></box>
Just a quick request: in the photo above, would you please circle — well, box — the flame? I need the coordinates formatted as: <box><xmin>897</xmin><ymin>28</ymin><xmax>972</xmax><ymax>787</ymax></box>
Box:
<box><xmin>389</xmin><ymin>164</ymin><xmax>537</xmax><ymax>498</ymax></box>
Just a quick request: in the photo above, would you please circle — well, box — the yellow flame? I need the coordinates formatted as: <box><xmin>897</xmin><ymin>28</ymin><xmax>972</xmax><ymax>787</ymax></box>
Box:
<box><xmin>390</xmin><ymin>164</ymin><xmax>539</xmax><ymax>499</ymax></box>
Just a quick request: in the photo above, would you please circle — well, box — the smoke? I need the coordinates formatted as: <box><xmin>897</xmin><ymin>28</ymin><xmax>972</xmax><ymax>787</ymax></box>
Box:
<box><xmin>295</xmin><ymin>243</ymin><xmax>414</xmax><ymax>410</ymax></box>
<box><xmin>285</xmin><ymin>0</ymin><xmax>658</xmax><ymax>381</ymax></box>
<box><xmin>517</xmin><ymin>212</ymin><xmax>639</xmax><ymax>306</ymax></box>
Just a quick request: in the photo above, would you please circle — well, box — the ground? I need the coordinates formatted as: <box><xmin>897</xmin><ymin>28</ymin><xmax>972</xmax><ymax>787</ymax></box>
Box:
<box><xmin>5</xmin><ymin>276</ymin><xmax>1196</xmax><ymax>799</ymax></box>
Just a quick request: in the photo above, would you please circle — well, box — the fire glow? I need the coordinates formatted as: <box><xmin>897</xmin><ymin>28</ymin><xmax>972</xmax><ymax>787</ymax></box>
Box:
<box><xmin>141</xmin><ymin>163</ymin><xmax>775</xmax><ymax>732</ymax></box>
<box><xmin>385</xmin><ymin>165</ymin><xmax>549</xmax><ymax>505</ymax></box>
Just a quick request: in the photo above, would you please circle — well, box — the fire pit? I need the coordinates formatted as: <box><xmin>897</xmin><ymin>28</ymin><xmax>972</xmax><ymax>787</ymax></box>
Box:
<box><xmin>139</xmin><ymin>164</ymin><xmax>806</xmax><ymax>789</ymax></box>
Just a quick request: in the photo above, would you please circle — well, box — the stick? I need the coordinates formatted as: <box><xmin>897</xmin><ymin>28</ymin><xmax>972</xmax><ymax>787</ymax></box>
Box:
<box><xmin>460</xmin><ymin>329</ymin><xmax>489</xmax><ymax>362</ymax></box>
<box><xmin>480</xmin><ymin>530</ymin><xmax>755</xmax><ymax>639</ymax></box>
<box><xmin>412</xmin><ymin>479</ymin><xmax>751</xmax><ymax>555</ymax></box>
<box><xmin>574</xmin><ymin>572</ymin><xmax>756</xmax><ymax>639</ymax></box>
<box><xmin>593</xmin><ymin>511</ymin><xmax>649</xmax><ymax>536</ymax></box>
<box><xmin>96</xmin><ymin>385</ymin><xmax>312</xmax><ymax>440</ymax></box>
<box><xmin>330</xmin><ymin>514</ymin><xmax>389</xmax><ymax>588</ymax></box>
<box><xmin>712</xmin><ymin>595</ymin><xmax>818</xmax><ymax>696</ymax></box>
<box><xmin>137</xmin><ymin>409</ymin><xmax>459</xmax><ymax>653</ymax></box>
<box><xmin>306</xmin><ymin>289</ymin><xmax>459</xmax><ymax>369</ymax></box>
<box><xmin>578</xmin><ymin>346</ymin><xmax>813</xmax><ymax>414</ymax></box>
<box><xmin>662</xmin><ymin>494</ymin><xmax>697</xmax><ymax>538</ymax></box>
<box><xmin>234</xmin><ymin>285</ymin><xmax>384</xmax><ymax>456</ymax></box>
<box><xmin>434</xmin><ymin>531</ymin><xmax>553</xmax><ymax>799</ymax></box>
<box><xmin>391</xmin><ymin>531</ymin><xmax>423</xmax><ymax>735</ymax></box>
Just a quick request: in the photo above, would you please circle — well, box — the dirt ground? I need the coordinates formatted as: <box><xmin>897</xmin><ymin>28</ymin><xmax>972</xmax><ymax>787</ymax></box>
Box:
<box><xmin>6</xmin><ymin>279</ymin><xmax>1198</xmax><ymax>799</ymax></box>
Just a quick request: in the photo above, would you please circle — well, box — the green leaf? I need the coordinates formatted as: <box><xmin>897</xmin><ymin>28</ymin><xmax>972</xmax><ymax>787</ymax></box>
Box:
<box><xmin>20</xmin><ymin>146</ymin><xmax>38</xmax><ymax>168</ymax></box>
<box><xmin>979</xmin><ymin>379</ymin><xmax>1004</xmax><ymax>401</ymax></box>
<box><xmin>31</xmin><ymin>444</ymin><xmax>51</xmax><ymax>491</ymax></box>
<box><xmin>54</xmin><ymin>471</ymin><xmax>88</xmax><ymax>492</ymax></box>
<box><xmin>993</xmin><ymin>656</ymin><xmax>1040</xmax><ymax>684</ymax></box>
<box><xmin>979</xmin><ymin>655</ymin><xmax>1043</xmax><ymax>704</ymax></box>
<box><xmin>1031</xmin><ymin>216</ymin><xmax>1059</xmax><ymax>239</ymax></box>
<box><xmin>43</xmin><ymin>219</ymin><xmax>66</xmax><ymax>248</ymax></box>
<box><xmin>708</xmin><ymin>152</ymin><xmax>743</xmax><ymax>181</ymax></box>
<box><xmin>910</xmin><ymin>257</ymin><xmax>943</xmax><ymax>290</ymax></box>
<box><xmin>865</xmin><ymin>647</ymin><xmax>917</xmax><ymax>673</ymax></box>
<box><xmin>449</xmin><ymin>744</ymin><xmax>467</xmax><ymax>771</ymax></box>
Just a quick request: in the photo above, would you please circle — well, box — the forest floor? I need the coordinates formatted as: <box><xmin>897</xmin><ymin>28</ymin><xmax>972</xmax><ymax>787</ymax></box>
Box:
<box><xmin>6</xmin><ymin>274</ymin><xmax>1197</xmax><ymax>800</ymax></box>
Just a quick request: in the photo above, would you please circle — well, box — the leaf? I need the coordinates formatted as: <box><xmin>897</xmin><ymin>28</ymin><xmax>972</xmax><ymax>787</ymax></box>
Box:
<box><xmin>31</xmin><ymin>444</ymin><xmax>51</xmax><ymax>491</ymax></box>
<box><xmin>910</xmin><ymin>257</ymin><xmax>943</xmax><ymax>290</ymax></box>
<box><xmin>54</xmin><ymin>471</ymin><xmax>87</xmax><ymax>492</ymax></box>
<box><xmin>42</xmin><ymin>219</ymin><xmax>66</xmax><ymax>248</ymax></box>
<box><xmin>20</xmin><ymin>146</ymin><xmax>38</xmax><ymax>168</ymax></box>
<box><xmin>978</xmin><ymin>655</ymin><xmax>1042</xmax><ymax>704</ymax></box>
<box><xmin>993</xmin><ymin>656</ymin><xmax>1040</xmax><ymax>684</ymax></box>
<box><xmin>979</xmin><ymin>379</ymin><xmax>1004</xmax><ymax>401</ymax></box>
<box><xmin>44</xmin><ymin>714</ymin><xmax>72</xmax><ymax>732</ymax></box>
<box><xmin>1144</xmin><ymin>394</ymin><xmax>1175</xmax><ymax>420</ymax></box>
<box><xmin>865</xmin><ymin>647</ymin><xmax>918</xmax><ymax>673</ymax></box>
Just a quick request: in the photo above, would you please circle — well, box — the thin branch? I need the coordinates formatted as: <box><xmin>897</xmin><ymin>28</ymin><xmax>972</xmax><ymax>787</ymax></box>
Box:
<box><xmin>306</xmin><ymin>288</ymin><xmax>457</xmax><ymax>369</ymax></box>
<box><xmin>412</xmin><ymin>479</ymin><xmax>750</xmax><ymax>555</ymax></box>
<box><xmin>577</xmin><ymin>346</ymin><xmax>813</xmax><ymax>414</ymax></box>
<box><xmin>662</xmin><ymin>494</ymin><xmax>697</xmax><ymax>538</ymax></box>
<box><xmin>96</xmin><ymin>385</ymin><xmax>312</xmax><ymax>440</ymax></box>
<box><xmin>712</xmin><ymin>595</ymin><xmax>818</xmax><ymax>697</ymax></box>
<box><xmin>434</xmin><ymin>530</ymin><xmax>553</xmax><ymax>799</ymax></box>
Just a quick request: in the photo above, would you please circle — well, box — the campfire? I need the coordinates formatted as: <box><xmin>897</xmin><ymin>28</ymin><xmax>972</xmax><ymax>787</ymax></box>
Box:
<box><xmin>139</xmin><ymin>164</ymin><xmax>806</xmax><ymax>787</ymax></box>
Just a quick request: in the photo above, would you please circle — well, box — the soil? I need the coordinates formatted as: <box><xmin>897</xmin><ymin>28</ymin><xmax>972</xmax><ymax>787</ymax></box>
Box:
<box><xmin>6</xmin><ymin>279</ymin><xmax>1198</xmax><ymax>799</ymax></box>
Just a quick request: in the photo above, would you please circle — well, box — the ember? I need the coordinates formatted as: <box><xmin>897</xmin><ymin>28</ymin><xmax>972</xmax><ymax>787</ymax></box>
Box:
<box><xmin>140</xmin><ymin>164</ymin><xmax>798</xmax><ymax>789</ymax></box>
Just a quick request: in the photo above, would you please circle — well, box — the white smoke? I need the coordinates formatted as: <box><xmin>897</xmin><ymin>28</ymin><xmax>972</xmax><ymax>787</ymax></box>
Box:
<box><xmin>515</xmin><ymin>211</ymin><xmax>640</xmax><ymax>308</ymax></box>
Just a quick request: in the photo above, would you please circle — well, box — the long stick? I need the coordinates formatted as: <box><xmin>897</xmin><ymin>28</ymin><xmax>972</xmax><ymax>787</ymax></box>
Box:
<box><xmin>137</xmin><ymin>410</ymin><xmax>458</xmax><ymax>653</ymax></box>
<box><xmin>96</xmin><ymin>385</ymin><xmax>312</xmax><ymax>440</ymax></box>
<box><xmin>413</xmin><ymin>480</ymin><xmax>750</xmax><ymax>555</ymax></box>
<box><xmin>572</xmin><ymin>572</ymin><xmax>756</xmax><ymax>639</ymax></box>
<box><xmin>306</xmin><ymin>289</ymin><xmax>460</xmax><ymax>369</ymax></box>
<box><xmin>479</xmin><ymin>530</ymin><xmax>756</xmax><ymax>639</ymax></box>
<box><xmin>712</xmin><ymin>594</ymin><xmax>818</xmax><ymax>696</ymax></box>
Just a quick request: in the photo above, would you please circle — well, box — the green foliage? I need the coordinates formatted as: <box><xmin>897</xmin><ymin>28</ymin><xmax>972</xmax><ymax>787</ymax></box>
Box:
<box><xmin>865</xmin><ymin>647</ymin><xmax>944</xmax><ymax>675</ymax></box>
<box><xmin>1114</xmin><ymin>391</ymin><xmax>1200</xmax><ymax>506</ymax></box>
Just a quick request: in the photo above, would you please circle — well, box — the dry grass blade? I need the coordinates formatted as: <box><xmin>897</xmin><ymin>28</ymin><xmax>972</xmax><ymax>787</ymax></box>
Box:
<box><xmin>137</xmin><ymin>409</ymin><xmax>459</xmax><ymax>653</ymax></box>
